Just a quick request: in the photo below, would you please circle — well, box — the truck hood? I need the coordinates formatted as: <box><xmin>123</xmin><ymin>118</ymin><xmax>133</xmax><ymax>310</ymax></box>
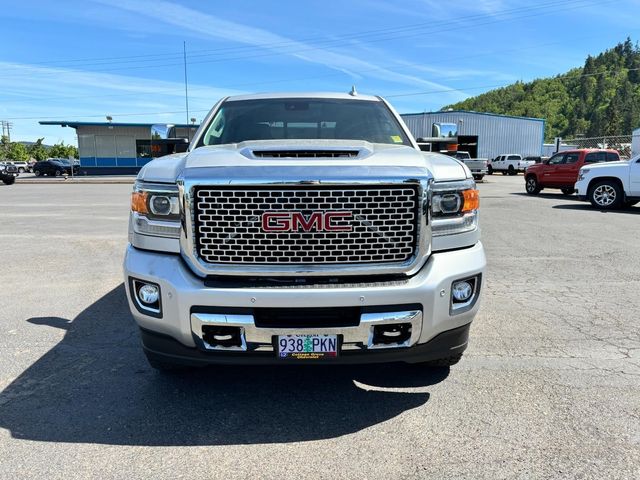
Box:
<box><xmin>137</xmin><ymin>140</ymin><xmax>470</xmax><ymax>184</ymax></box>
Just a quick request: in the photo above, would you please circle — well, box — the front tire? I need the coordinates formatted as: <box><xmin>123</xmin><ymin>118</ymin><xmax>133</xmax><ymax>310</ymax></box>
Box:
<box><xmin>54</xmin><ymin>170</ymin><xmax>62</xmax><ymax>177</ymax></box>
<box><xmin>589</xmin><ymin>180</ymin><xmax>623</xmax><ymax>210</ymax></box>
<box><xmin>34</xmin><ymin>170</ymin><xmax>41</xmax><ymax>177</ymax></box>
<box><xmin>18</xmin><ymin>167</ymin><xmax>25</xmax><ymax>173</ymax></box>
<box><xmin>2</xmin><ymin>177</ymin><xmax>15</xmax><ymax>185</ymax></box>
<box><xmin>508</xmin><ymin>165</ymin><xmax>516</xmax><ymax>176</ymax></box>
<box><xmin>473</xmin><ymin>174</ymin><xmax>484</xmax><ymax>181</ymax></box>
<box><xmin>525</xmin><ymin>175</ymin><xmax>541</xmax><ymax>195</ymax></box>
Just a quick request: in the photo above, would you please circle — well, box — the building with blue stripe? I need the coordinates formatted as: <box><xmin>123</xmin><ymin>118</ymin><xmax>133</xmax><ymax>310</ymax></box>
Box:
<box><xmin>39</xmin><ymin>121</ymin><xmax>199</xmax><ymax>174</ymax></box>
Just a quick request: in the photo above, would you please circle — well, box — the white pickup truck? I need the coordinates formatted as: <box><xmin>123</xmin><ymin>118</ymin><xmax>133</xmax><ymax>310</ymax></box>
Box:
<box><xmin>123</xmin><ymin>92</ymin><xmax>486</xmax><ymax>371</ymax></box>
<box><xmin>488</xmin><ymin>154</ymin><xmax>534</xmax><ymax>175</ymax></box>
<box><xmin>450</xmin><ymin>151</ymin><xmax>488</xmax><ymax>181</ymax></box>
<box><xmin>575</xmin><ymin>155</ymin><xmax>640</xmax><ymax>209</ymax></box>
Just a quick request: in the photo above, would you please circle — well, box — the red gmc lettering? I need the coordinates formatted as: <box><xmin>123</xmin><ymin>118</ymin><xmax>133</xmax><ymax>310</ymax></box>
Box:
<box><xmin>262</xmin><ymin>211</ymin><xmax>352</xmax><ymax>232</ymax></box>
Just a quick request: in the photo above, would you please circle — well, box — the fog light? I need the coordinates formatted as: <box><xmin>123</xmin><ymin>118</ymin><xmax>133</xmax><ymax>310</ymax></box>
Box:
<box><xmin>138</xmin><ymin>284</ymin><xmax>159</xmax><ymax>305</ymax></box>
<box><xmin>452</xmin><ymin>281</ymin><xmax>473</xmax><ymax>302</ymax></box>
<box><xmin>129</xmin><ymin>278</ymin><xmax>162</xmax><ymax>317</ymax></box>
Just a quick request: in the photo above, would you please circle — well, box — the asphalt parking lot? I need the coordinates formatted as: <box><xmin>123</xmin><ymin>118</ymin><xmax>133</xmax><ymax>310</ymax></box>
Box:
<box><xmin>1</xmin><ymin>176</ymin><xmax>639</xmax><ymax>479</ymax></box>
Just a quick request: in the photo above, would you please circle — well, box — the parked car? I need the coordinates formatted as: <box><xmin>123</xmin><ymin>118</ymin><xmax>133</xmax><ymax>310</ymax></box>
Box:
<box><xmin>448</xmin><ymin>151</ymin><xmax>488</xmax><ymax>181</ymax></box>
<box><xmin>488</xmin><ymin>154</ymin><xmax>533</xmax><ymax>175</ymax></box>
<box><xmin>575</xmin><ymin>154</ymin><xmax>639</xmax><ymax>209</ymax></box>
<box><xmin>6</xmin><ymin>161</ymin><xmax>29</xmax><ymax>173</ymax></box>
<box><xmin>0</xmin><ymin>163</ymin><xmax>19</xmax><ymax>185</ymax></box>
<box><xmin>33</xmin><ymin>159</ymin><xmax>79</xmax><ymax>176</ymax></box>
<box><xmin>525</xmin><ymin>149</ymin><xmax>620</xmax><ymax>195</ymax></box>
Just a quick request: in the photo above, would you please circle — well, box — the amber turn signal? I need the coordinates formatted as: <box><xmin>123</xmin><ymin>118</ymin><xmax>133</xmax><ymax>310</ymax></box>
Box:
<box><xmin>131</xmin><ymin>191</ymin><xmax>149</xmax><ymax>214</ymax></box>
<box><xmin>461</xmin><ymin>189</ymin><xmax>479</xmax><ymax>212</ymax></box>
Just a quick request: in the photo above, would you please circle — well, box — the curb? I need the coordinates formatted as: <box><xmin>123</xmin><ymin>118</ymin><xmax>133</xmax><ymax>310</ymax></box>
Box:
<box><xmin>17</xmin><ymin>178</ymin><xmax>135</xmax><ymax>185</ymax></box>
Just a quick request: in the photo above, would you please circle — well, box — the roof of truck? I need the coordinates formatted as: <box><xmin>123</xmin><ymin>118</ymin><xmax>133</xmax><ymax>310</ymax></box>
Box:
<box><xmin>225</xmin><ymin>92</ymin><xmax>380</xmax><ymax>102</ymax></box>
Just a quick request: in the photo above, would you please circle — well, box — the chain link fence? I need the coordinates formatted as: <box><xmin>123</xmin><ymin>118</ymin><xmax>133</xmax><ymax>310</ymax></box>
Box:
<box><xmin>561</xmin><ymin>135</ymin><xmax>637</xmax><ymax>159</ymax></box>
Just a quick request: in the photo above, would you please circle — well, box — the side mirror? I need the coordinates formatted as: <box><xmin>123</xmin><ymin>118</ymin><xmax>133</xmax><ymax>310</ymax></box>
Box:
<box><xmin>150</xmin><ymin>124</ymin><xmax>190</xmax><ymax>157</ymax></box>
<box><xmin>151</xmin><ymin>124</ymin><xmax>176</xmax><ymax>140</ymax></box>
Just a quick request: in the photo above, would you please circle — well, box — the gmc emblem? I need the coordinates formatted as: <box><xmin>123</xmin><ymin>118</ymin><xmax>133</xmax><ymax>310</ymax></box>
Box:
<box><xmin>262</xmin><ymin>211</ymin><xmax>353</xmax><ymax>233</ymax></box>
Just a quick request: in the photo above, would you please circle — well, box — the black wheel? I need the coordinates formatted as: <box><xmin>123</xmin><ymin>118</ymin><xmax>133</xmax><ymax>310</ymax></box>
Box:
<box><xmin>473</xmin><ymin>174</ymin><xmax>484</xmax><ymax>181</ymax></box>
<box><xmin>588</xmin><ymin>180</ymin><xmax>623</xmax><ymax>210</ymax></box>
<box><xmin>561</xmin><ymin>188</ymin><xmax>574</xmax><ymax>195</ymax></box>
<box><xmin>2</xmin><ymin>177</ymin><xmax>15</xmax><ymax>185</ymax></box>
<box><xmin>34</xmin><ymin>170</ymin><xmax>41</xmax><ymax>177</ymax></box>
<box><xmin>508</xmin><ymin>165</ymin><xmax>516</xmax><ymax>175</ymax></box>
<box><xmin>145</xmin><ymin>352</ymin><xmax>194</xmax><ymax>373</ymax></box>
<box><xmin>525</xmin><ymin>175</ymin><xmax>541</xmax><ymax>195</ymax></box>
<box><xmin>54</xmin><ymin>169</ymin><xmax>62</xmax><ymax>176</ymax></box>
<box><xmin>422</xmin><ymin>353</ymin><xmax>463</xmax><ymax>368</ymax></box>
<box><xmin>487</xmin><ymin>165</ymin><xmax>493</xmax><ymax>175</ymax></box>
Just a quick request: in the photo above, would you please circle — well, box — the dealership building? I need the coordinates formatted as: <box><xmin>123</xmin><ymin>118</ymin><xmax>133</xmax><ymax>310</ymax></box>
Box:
<box><xmin>39</xmin><ymin>121</ymin><xmax>199</xmax><ymax>174</ymax></box>
<box><xmin>41</xmin><ymin>110</ymin><xmax>545</xmax><ymax>174</ymax></box>
<box><xmin>400</xmin><ymin>110</ymin><xmax>545</xmax><ymax>159</ymax></box>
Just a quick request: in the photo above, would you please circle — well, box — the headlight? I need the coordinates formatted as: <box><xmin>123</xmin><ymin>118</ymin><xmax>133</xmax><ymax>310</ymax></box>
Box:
<box><xmin>131</xmin><ymin>181</ymin><xmax>180</xmax><ymax>238</ymax></box>
<box><xmin>578</xmin><ymin>169</ymin><xmax>590</xmax><ymax>181</ymax></box>
<box><xmin>431</xmin><ymin>179</ymin><xmax>479</xmax><ymax>237</ymax></box>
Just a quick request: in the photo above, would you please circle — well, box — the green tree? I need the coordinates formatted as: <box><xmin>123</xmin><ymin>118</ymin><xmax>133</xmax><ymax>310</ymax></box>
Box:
<box><xmin>28</xmin><ymin>138</ymin><xmax>48</xmax><ymax>161</ymax></box>
<box><xmin>7</xmin><ymin>142</ymin><xmax>29</xmax><ymax>161</ymax></box>
<box><xmin>443</xmin><ymin>39</ymin><xmax>640</xmax><ymax>140</ymax></box>
<box><xmin>49</xmin><ymin>142</ymin><xmax>78</xmax><ymax>159</ymax></box>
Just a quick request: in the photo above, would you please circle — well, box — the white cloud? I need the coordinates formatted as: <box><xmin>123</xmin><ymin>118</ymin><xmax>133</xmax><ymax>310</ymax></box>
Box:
<box><xmin>93</xmin><ymin>0</ymin><xmax>464</xmax><ymax>94</ymax></box>
<box><xmin>0</xmin><ymin>61</ymin><xmax>242</xmax><ymax>143</ymax></box>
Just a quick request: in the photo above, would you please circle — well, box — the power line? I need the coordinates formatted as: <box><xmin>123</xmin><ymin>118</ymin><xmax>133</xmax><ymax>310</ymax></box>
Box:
<box><xmin>10</xmin><ymin>65</ymin><xmax>640</xmax><ymax>122</ymax></box>
<box><xmin>8</xmin><ymin>0</ymin><xmax>590</xmax><ymax>70</ymax></box>
<box><xmin>0</xmin><ymin>31</ymin><xmax>606</xmax><ymax>104</ymax></box>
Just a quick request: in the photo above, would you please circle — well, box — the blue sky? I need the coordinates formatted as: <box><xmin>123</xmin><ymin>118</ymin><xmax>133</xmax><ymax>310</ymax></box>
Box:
<box><xmin>2</xmin><ymin>0</ymin><xmax>639</xmax><ymax>145</ymax></box>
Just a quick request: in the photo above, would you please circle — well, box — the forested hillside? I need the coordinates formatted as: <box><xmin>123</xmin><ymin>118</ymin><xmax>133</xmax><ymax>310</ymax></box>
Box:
<box><xmin>444</xmin><ymin>39</ymin><xmax>640</xmax><ymax>141</ymax></box>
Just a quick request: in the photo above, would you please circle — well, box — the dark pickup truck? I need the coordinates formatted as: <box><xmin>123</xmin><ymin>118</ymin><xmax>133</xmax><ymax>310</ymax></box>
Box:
<box><xmin>0</xmin><ymin>163</ymin><xmax>19</xmax><ymax>185</ymax></box>
<box><xmin>524</xmin><ymin>149</ymin><xmax>620</xmax><ymax>195</ymax></box>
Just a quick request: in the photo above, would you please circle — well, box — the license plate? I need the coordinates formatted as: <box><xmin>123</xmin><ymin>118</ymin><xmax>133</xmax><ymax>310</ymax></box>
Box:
<box><xmin>277</xmin><ymin>334</ymin><xmax>338</xmax><ymax>359</ymax></box>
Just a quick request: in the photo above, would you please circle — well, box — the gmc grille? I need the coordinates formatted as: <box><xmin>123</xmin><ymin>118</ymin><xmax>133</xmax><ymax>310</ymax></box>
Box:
<box><xmin>193</xmin><ymin>186</ymin><xmax>419</xmax><ymax>265</ymax></box>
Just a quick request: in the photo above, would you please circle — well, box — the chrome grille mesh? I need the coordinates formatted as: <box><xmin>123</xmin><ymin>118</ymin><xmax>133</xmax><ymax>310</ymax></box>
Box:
<box><xmin>193</xmin><ymin>186</ymin><xmax>418</xmax><ymax>265</ymax></box>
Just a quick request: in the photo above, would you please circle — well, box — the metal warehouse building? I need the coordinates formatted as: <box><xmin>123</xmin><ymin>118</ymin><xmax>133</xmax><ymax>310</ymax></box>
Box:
<box><xmin>40</xmin><ymin>121</ymin><xmax>199</xmax><ymax>174</ymax></box>
<box><xmin>400</xmin><ymin>110</ymin><xmax>545</xmax><ymax>159</ymax></box>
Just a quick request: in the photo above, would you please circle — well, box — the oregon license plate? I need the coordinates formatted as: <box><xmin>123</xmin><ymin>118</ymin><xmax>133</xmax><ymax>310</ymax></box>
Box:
<box><xmin>277</xmin><ymin>334</ymin><xmax>338</xmax><ymax>359</ymax></box>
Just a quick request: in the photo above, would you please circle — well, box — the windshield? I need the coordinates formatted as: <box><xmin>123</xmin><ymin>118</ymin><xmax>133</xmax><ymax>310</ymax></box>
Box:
<box><xmin>199</xmin><ymin>98</ymin><xmax>411</xmax><ymax>147</ymax></box>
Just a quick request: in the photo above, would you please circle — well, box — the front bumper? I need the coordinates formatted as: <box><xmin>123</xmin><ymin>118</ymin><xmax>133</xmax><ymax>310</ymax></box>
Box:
<box><xmin>124</xmin><ymin>242</ymin><xmax>486</xmax><ymax>364</ymax></box>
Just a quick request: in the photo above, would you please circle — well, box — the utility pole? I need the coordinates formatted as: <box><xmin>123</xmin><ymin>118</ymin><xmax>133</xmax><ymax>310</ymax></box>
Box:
<box><xmin>0</xmin><ymin>120</ymin><xmax>13</xmax><ymax>142</ymax></box>
<box><xmin>183</xmin><ymin>41</ymin><xmax>190</xmax><ymax>125</ymax></box>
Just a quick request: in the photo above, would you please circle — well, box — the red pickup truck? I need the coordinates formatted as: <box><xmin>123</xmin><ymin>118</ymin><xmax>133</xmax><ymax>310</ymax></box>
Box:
<box><xmin>525</xmin><ymin>149</ymin><xmax>620</xmax><ymax>195</ymax></box>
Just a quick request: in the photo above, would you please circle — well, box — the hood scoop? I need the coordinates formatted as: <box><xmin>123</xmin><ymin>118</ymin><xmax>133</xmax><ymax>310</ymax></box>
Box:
<box><xmin>251</xmin><ymin>149</ymin><xmax>360</xmax><ymax>159</ymax></box>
